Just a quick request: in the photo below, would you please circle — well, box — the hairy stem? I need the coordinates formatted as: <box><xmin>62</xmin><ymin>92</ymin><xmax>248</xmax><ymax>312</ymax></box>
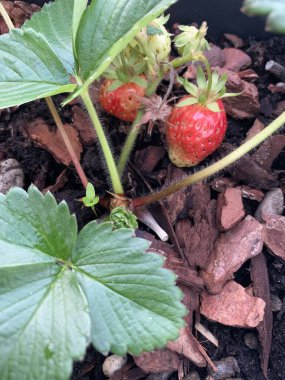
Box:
<box><xmin>45</xmin><ymin>98</ymin><xmax>88</xmax><ymax>188</ymax></box>
<box><xmin>80</xmin><ymin>88</ymin><xmax>124</xmax><ymax>194</ymax></box>
<box><xmin>0</xmin><ymin>1</ymin><xmax>89</xmax><ymax>189</ymax></box>
<box><xmin>117</xmin><ymin>110</ymin><xmax>144</xmax><ymax>176</ymax></box>
<box><xmin>133</xmin><ymin>111</ymin><xmax>285</xmax><ymax>207</ymax></box>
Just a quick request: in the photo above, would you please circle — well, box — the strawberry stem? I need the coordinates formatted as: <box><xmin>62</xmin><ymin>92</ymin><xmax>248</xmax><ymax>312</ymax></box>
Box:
<box><xmin>201</xmin><ymin>56</ymin><xmax>213</xmax><ymax>104</ymax></box>
<box><xmin>132</xmin><ymin>111</ymin><xmax>285</xmax><ymax>207</ymax></box>
<box><xmin>80</xmin><ymin>88</ymin><xmax>124</xmax><ymax>194</ymax></box>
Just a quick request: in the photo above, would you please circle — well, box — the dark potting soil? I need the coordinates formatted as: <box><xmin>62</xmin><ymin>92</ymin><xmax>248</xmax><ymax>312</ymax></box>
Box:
<box><xmin>1</xmin><ymin>12</ymin><xmax>285</xmax><ymax>379</ymax></box>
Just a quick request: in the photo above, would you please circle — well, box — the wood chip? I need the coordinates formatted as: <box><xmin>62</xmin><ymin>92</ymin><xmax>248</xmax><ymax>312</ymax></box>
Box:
<box><xmin>255</xmin><ymin>188</ymin><xmax>284</xmax><ymax>223</ymax></box>
<box><xmin>220</xmin><ymin>143</ymin><xmax>279</xmax><ymax>190</ymax></box>
<box><xmin>238</xmin><ymin>69</ymin><xmax>259</xmax><ymax>82</ymax></box>
<box><xmin>200</xmin><ymin>281</ymin><xmax>266</xmax><ymax>328</ymax></box>
<box><xmin>25</xmin><ymin>118</ymin><xmax>82</xmax><ymax>166</ymax></box>
<box><xmin>201</xmin><ymin>216</ymin><xmax>264</xmax><ymax>294</ymax></box>
<box><xmin>253</xmin><ymin>135</ymin><xmax>285</xmax><ymax>171</ymax></box>
<box><xmin>0</xmin><ymin>1</ymin><xmax>39</xmax><ymax>33</ymax></box>
<box><xmin>245</xmin><ymin>119</ymin><xmax>265</xmax><ymax>142</ymax></box>
<box><xmin>167</xmin><ymin>327</ymin><xmax>206</xmax><ymax>367</ymax></box>
<box><xmin>223</xmin><ymin>48</ymin><xmax>252</xmax><ymax>72</ymax></box>
<box><xmin>216</xmin><ymin>188</ymin><xmax>245</xmax><ymax>231</ymax></box>
<box><xmin>163</xmin><ymin>166</ymin><xmax>191</xmax><ymax>225</ymax></box>
<box><xmin>251</xmin><ymin>253</ymin><xmax>273</xmax><ymax>379</ymax></box>
<box><xmin>263</xmin><ymin>214</ymin><xmax>285</xmax><ymax>261</ymax></box>
<box><xmin>71</xmin><ymin>105</ymin><xmax>96</xmax><ymax>145</ymax></box>
<box><xmin>133</xmin><ymin>349</ymin><xmax>180</xmax><ymax>373</ymax></box>
<box><xmin>214</xmin><ymin>68</ymin><xmax>260</xmax><ymax>119</ymax></box>
<box><xmin>135</xmin><ymin>146</ymin><xmax>166</xmax><ymax>175</ymax></box>
<box><xmin>205</xmin><ymin>44</ymin><xmax>226</xmax><ymax>68</ymax></box>
<box><xmin>43</xmin><ymin>169</ymin><xmax>68</xmax><ymax>194</ymax></box>
<box><xmin>223</xmin><ymin>33</ymin><xmax>245</xmax><ymax>48</ymax></box>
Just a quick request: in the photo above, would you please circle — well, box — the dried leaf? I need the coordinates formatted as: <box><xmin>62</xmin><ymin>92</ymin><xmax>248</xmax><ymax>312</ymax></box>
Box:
<box><xmin>25</xmin><ymin>118</ymin><xmax>82</xmax><ymax>166</ymax></box>
<box><xmin>251</xmin><ymin>253</ymin><xmax>273</xmax><ymax>379</ymax></box>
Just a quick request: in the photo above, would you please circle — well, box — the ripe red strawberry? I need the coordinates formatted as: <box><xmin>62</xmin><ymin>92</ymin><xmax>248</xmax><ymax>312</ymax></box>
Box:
<box><xmin>99</xmin><ymin>78</ymin><xmax>146</xmax><ymax>122</ymax></box>
<box><xmin>167</xmin><ymin>97</ymin><xmax>227</xmax><ymax>167</ymax></box>
<box><xmin>166</xmin><ymin>66</ymin><xmax>240</xmax><ymax>167</ymax></box>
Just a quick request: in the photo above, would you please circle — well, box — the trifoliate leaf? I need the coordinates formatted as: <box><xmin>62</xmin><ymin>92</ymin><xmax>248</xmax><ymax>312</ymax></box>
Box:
<box><xmin>0</xmin><ymin>28</ymin><xmax>75</xmax><ymax>108</ymax></box>
<box><xmin>242</xmin><ymin>0</ymin><xmax>285</xmax><ymax>33</ymax></box>
<box><xmin>0</xmin><ymin>186</ymin><xmax>186</xmax><ymax>380</ymax></box>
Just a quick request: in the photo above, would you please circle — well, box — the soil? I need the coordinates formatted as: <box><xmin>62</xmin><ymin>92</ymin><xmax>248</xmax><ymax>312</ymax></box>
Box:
<box><xmin>1</xmin><ymin>3</ymin><xmax>285</xmax><ymax>380</ymax></box>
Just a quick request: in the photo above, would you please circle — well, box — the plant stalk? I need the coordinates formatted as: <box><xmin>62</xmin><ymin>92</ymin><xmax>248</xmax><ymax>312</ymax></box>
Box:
<box><xmin>0</xmin><ymin>1</ymin><xmax>89</xmax><ymax>190</ymax></box>
<box><xmin>45</xmin><ymin>98</ymin><xmax>88</xmax><ymax>188</ymax></box>
<box><xmin>80</xmin><ymin>89</ymin><xmax>124</xmax><ymax>194</ymax></box>
<box><xmin>133</xmin><ymin>111</ymin><xmax>285</xmax><ymax>207</ymax></box>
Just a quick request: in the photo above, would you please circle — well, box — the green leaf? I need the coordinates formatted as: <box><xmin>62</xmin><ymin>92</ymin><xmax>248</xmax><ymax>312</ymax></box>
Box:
<box><xmin>220</xmin><ymin>91</ymin><xmax>243</xmax><ymax>98</ymax></box>
<box><xmin>242</xmin><ymin>0</ymin><xmax>285</xmax><ymax>33</ymax></box>
<box><xmin>0</xmin><ymin>28</ymin><xmax>76</xmax><ymax>108</ymax></box>
<box><xmin>176</xmin><ymin>97</ymin><xmax>198</xmax><ymax>107</ymax></box>
<box><xmin>0</xmin><ymin>186</ymin><xmax>186</xmax><ymax>379</ymax></box>
<box><xmin>132</xmin><ymin>75</ymin><xmax>148</xmax><ymax>88</ymax></box>
<box><xmin>0</xmin><ymin>187</ymin><xmax>89</xmax><ymax>380</ymax></box>
<box><xmin>73</xmin><ymin>222</ymin><xmax>186</xmax><ymax>355</ymax></box>
<box><xmin>23</xmin><ymin>0</ymin><xmax>81</xmax><ymax>74</ymax></box>
<box><xmin>86</xmin><ymin>182</ymin><xmax>96</xmax><ymax>200</ymax></box>
<box><xmin>75</xmin><ymin>0</ymin><xmax>178</xmax><ymax>83</ymax></box>
<box><xmin>177</xmin><ymin>77</ymin><xmax>198</xmax><ymax>97</ymax></box>
<box><xmin>207</xmin><ymin>101</ymin><xmax>221</xmax><ymax>112</ymax></box>
<box><xmin>72</xmin><ymin>0</ymin><xmax>88</xmax><ymax>54</ymax></box>
<box><xmin>196</xmin><ymin>66</ymin><xmax>207</xmax><ymax>89</ymax></box>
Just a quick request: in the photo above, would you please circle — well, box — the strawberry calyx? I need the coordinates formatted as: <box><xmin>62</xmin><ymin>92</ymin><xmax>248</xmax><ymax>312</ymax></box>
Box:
<box><xmin>177</xmin><ymin>64</ymin><xmax>241</xmax><ymax>112</ymax></box>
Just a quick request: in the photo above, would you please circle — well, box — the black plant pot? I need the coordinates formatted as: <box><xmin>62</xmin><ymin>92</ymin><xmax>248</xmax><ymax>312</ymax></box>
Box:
<box><xmin>26</xmin><ymin>0</ymin><xmax>271</xmax><ymax>39</ymax></box>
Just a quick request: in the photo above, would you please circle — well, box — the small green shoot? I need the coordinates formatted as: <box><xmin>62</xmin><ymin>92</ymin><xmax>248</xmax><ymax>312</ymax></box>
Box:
<box><xmin>82</xmin><ymin>182</ymin><xmax>99</xmax><ymax>213</ymax></box>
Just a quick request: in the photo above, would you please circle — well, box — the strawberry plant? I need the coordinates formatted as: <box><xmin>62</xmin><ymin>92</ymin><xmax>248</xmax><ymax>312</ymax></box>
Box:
<box><xmin>0</xmin><ymin>0</ymin><xmax>285</xmax><ymax>378</ymax></box>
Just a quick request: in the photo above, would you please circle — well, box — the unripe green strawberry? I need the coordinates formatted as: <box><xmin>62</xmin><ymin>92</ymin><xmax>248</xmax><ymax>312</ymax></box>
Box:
<box><xmin>135</xmin><ymin>15</ymin><xmax>171</xmax><ymax>63</ymax></box>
